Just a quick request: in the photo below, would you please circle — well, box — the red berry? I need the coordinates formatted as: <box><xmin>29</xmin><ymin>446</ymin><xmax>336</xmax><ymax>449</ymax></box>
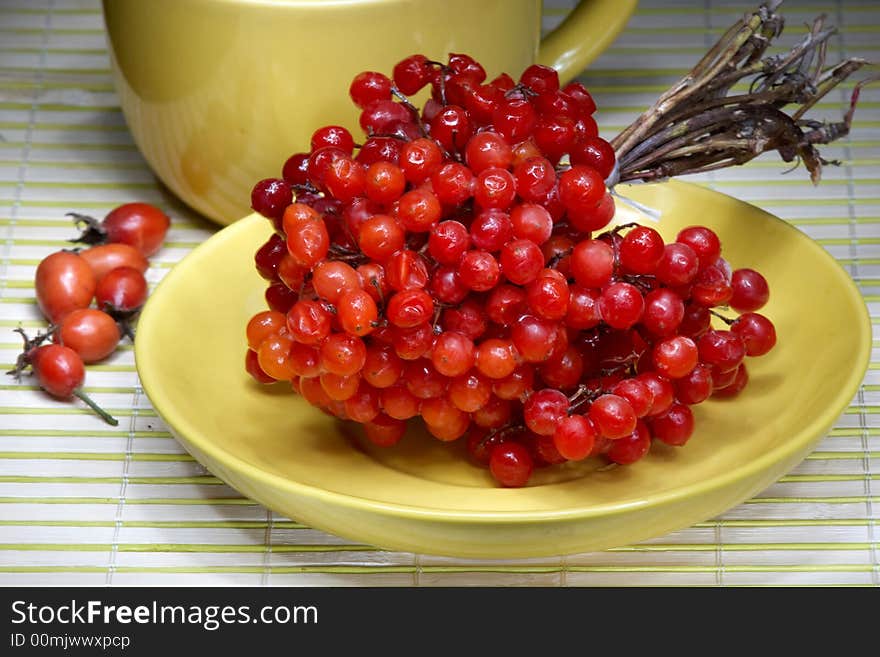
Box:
<box><xmin>511</xmin><ymin>314</ymin><xmax>557</xmax><ymax>363</ymax></box>
<box><xmin>422</xmin><ymin>397</ymin><xmax>469</xmax><ymax>441</ymax></box>
<box><xmin>679</xmin><ymin>301</ymin><xmax>712</xmax><ymax>339</ymax></box>
<box><xmin>337</xmin><ymin>289</ymin><xmax>378</xmax><ymax>337</ymax></box>
<box><xmin>97</xmin><ymin>202</ymin><xmax>170</xmax><ymax>257</ymax></box>
<box><xmin>641</xmin><ymin>289</ymin><xmax>685</xmax><ymax>338</ymax></box>
<box><xmin>286</xmin><ymin>216</ymin><xmax>329</xmax><ymax>268</ymax></box>
<box><xmin>287</xmin><ymin>301</ymin><xmax>332</xmax><ymax>344</ymax></box>
<box><xmin>571</xmin><ymin>239</ymin><xmax>613</xmax><ymax>288</ymax></box>
<box><xmin>431</xmin><ymin>331</ymin><xmax>476</xmax><ymax>378</ymax></box>
<box><xmin>282</xmin><ymin>153</ymin><xmax>310</xmax><ymax>186</ymax></box>
<box><xmin>526</xmin><ymin>270</ymin><xmax>569</xmax><ymax>320</ymax></box>
<box><xmin>361</xmin><ymin>344</ymin><xmax>403</xmax><ymax>389</ymax></box>
<box><xmin>599</xmin><ymin>282</ymin><xmax>644</xmax><ymax>330</ymax></box>
<box><xmin>448</xmin><ymin>53</ymin><xmax>486</xmax><ymax>82</ymax></box>
<box><xmin>320</xmin><ymin>333</ymin><xmax>367</xmax><ymax>377</ymax></box>
<box><xmin>558</xmin><ymin>166</ymin><xmax>605</xmax><ymax>214</ymax></box>
<box><xmin>449</xmin><ymin>372</ymin><xmax>492</xmax><ymax>413</ymax></box>
<box><xmin>553</xmin><ymin>414</ymin><xmax>598</xmax><ymax>461</ymax></box>
<box><xmin>470</xmin><ymin>209</ymin><xmax>513</xmax><ymax>252</ymax></box>
<box><xmin>430</xmin><ymin>105</ymin><xmax>473</xmax><ymax>153</ymax></box>
<box><xmin>611</xmin><ymin>378</ymin><xmax>654</xmax><ymax>418</ymax></box>
<box><xmin>345</xmin><ymin>382</ymin><xmax>381</xmax><ymax>423</ymax></box>
<box><xmin>93</xmin><ymin>264</ymin><xmax>148</xmax><ymax>315</ymax></box>
<box><xmin>697</xmin><ymin>330</ymin><xmax>746</xmax><ymax>373</ymax></box>
<box><xmin>358</xmin><ymin>215</ymin><xmax>405</xmax><ymax>261</ymax></box>
<box><xmin>569</xmin><ymin>137</ymin><xmax>616</xmax><ymax>179</ymax></box>
<box><xmin>257</xmin><ymin>334</ymin><xmax>296</xmax><ymax>381</ymax></box>
<box><xmin>562</xmin><ymin>81</ymin><xmax>597</xmax><ymax>116</ymax></box>
<box><xmin>264</xmin><ymin>283</ymin><xmax>298</xmax><ymax>314</ymax></box>
<box><xmin>432</xmin><ymin>163</ymin><xmax>475</xmax><ymax>206</ymax></box>
<box><xmin>513</xmin><ymin>157</ymin><xmax>556</xmax><ymax>202</ymax></box>
<box><xmin>635</xmin><ymin>372</ymin><xmax>675</xmax><ymax>417</ymax></box>
<box><xmin>473</xmin><ymin>396</ymin><xmax>514</xmax><ymax>429</ymax></box>
<box><xmin>520</xmin><ymin>64</ymin><xmax>559</xmax><ymax>94</ymax></box>
<box><xmin>465</xmin><ymin>131</ymin><xmax>513</xmax><ymax>173</ymax></box>
<box><xmin>534</xmin><ymin>89</ymin><xmax>579</xmax><ymax>120</ymax></box>
<box><xmin>429</xmin><ymin>220</ymin><xmax>470</xmax><ymax>264</ymax></box>
<box><xmin>730</xmin><ymin>268</ymin><xmax>770</xmax><ymax>312</ymax></box>
<box><xmin>441</xmin><ymin>299</ymin><xmax>487</xmax><ymax>339</ymax></box>
<box><xmin>349</xmin><ymin>71</ymin><xmax>392</xmax><ymax>108</ymax></box>
<box><xmin>691</xmin><ymin>261</ymin><xmax>733</xmax><ymax>307</ymax></box>
<box><xmin>430</xmin><ymin>266</ymin><xmax>468</xmax><ymax>304</ymax></box>
<box><xmin>652</xmin><ymin>336</ymin><xmax>698</xmax><ymax>379</ymax></box>
<box><xmin>474</xmin><ymin>167</ymin><xmax>517</xmax><ymax>210</ymax></box>
<box><xmin>386</xmin><ymin>289</ymin><xmax>434</xmax><ymax>328</ymax></box>
<box><xmin>568</xmin><ymin>191</ymin><xmax>615</xmax><ymax>232</ymax></box>
<box><xmin>649</xmin><ymin>403</ymin><xmax>695</xmax><ymax>447</ymax></box>
<box><xmin>493</xmin><ymin>365</ymin><xmax>535</xmax><ymax>401</ymax></box>
<box><xmin>656</xmin><ymin>243</ymin><xmax>699</xmax><ymax>287</ymax></box>
<box><xmin>246</xmin><ymin>348</ymin><xmax>275</xmax><ymax>384</ymax></box>
<box><xmin>676</xmin><ymin>226</ymin><xmax>721</xmax><ymax>266</ymax></box>
<box><xmin>381</xmin><ymin>385</ymin><xmax>421</xmax><ymax>419</ymax></box>
<box><xmin>566</xmin><ymin>286</ymin><xmax>601</xmax><ymax>330</ymax></box>
<box><xmin>251</xmin><ymin>179</ymin><xmax>291</xmax><ymax>222</ymax></box>
<box><xmin>385</xmin><ymin>249</ymin><xmax>428</xmax><ymax>291</ymax></box>
<box><xmin>713</xmin><ymin>363</ymin><xmax>749</xmax><ymax>398</ymax></box>
<box><xmin>364</xmin><ymin>161</ymin><xmax>406</xmax><ymax>205</ymax></box>
<box><xmin>524</xmin><ymin>388</ymin><xmax>570</xmax><ymax>436</ymax></box>
<box><xmin>731</xmin><ymin>312</ymin><xmax>777</xmax><ymax>356</ymax></box>
<box><xmin>606</xmin><ymin>421</ymin><xmax>651</xmax><ymax>465</ymax></box>
<box><xmin>533</xmin><ymin>116</ymin><xmax>576</xmax><ymax>163</ymax></box>
<box><xmin>510</xmin><ymin>203</ymin><xmax>553</xmax><ymax>244</ymax></box>
<box><xmin>485</xmin><ymin>284</ymin><xmax>527</xmax><ymax>325</ymax></box>
<box><xmin>675</xmin><ymin>364</ymin><xmax>714</xmax><ymax>405</ymax></box>
<box><xmin>360</xmin><ymin>99</ymin><xmax>414</xmax><ymax>136</ymax></box>
<box><xmin>364</xmin><ymin>415</ymin><xmax>407</xmax><ymax>447</ymax></box>
<box><xmin>393</xmin><ymin>54</ymin><xmax>432</xmax><ymax>95</ymax></box>
<box><xmin>311</xmin><ymin>125</ymin><xmax>355</xmax><ymax>154</ymax></box>
<box><xmin>404</xmin><ymin>359</ymin><xmax>448</xmax><ymax>399</ymax></box>
<box><xmin>356</xmin><ymin>136</ymin><xmax>402</xmax><ymax>165</ymax></box>
<box><xmin>396</xmin><ymin>188</ymin><xmax>442</xmax><ymax>232</ymax></box>
<box><xmin>459</xmin><ymin>250</ymin><xmax>501</xmax><ymax>292</ymax></box>
<box><xmin>589</xmin><ymin>394</ymin><xmax>637</xmax><ymax>440</ymax></box>
<box><xmin>493</xmin><ymin>97</ymin><xmax>537</xmax><ymax>143</ymax></box>
<box><xmin>500</xmin><ymin>239</ymin><xmax>544</xmax><ymax>286</ymax></box>
<box><xmin>619</xmin><ymin>226</ymin><xmax>664</xmax><ymax>275</ymax></box>
<box><xmin>489</xmin><ymin>442</ymin><xmax>534</xmax><ymax>487</ymax></box>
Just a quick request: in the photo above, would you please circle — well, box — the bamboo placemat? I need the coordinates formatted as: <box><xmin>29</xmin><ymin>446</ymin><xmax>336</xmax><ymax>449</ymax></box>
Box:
<box><xmin>0</xmin><ymin>0</ymin><xmax>877</xmax><ymax>587</ymax></box>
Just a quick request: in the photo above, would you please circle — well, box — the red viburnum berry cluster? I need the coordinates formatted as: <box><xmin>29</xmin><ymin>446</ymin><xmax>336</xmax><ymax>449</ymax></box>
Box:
<box><xmin>245</xmin><ymin>53</ymin><xmax>776</xmax><ymax>487</ymax></box>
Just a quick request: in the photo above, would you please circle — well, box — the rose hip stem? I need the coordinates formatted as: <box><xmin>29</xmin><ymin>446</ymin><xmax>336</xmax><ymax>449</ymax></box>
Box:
<box><xmin>73</xmin><ymin>388</ymin><xmax>119</xmax><ymax>426</ymax></box>
<box><xmin>7</xmin><ymin>327</ymin><xmax>119</xmax><ymax>427</ymax></box>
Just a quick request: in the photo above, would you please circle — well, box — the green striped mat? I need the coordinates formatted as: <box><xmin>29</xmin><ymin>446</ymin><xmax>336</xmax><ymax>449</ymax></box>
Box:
<box><xmin>0</xmin><ymin>0</ymin><xmax>878</xmax><ymax>587</ymax></box>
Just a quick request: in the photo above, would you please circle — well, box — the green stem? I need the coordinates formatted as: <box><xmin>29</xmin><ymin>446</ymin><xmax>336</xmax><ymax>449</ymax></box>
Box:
<box><xmin>73</xmin><ymin>388</ymin><xmax>119</xmax><ymax>426</ymax></box>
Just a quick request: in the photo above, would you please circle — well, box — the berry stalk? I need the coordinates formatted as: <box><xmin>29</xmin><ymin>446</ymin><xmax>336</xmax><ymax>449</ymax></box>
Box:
<box><xmin>611</xmin><ymin>0</ymin><xmax>878</xmax><ymax>185</ymax></box>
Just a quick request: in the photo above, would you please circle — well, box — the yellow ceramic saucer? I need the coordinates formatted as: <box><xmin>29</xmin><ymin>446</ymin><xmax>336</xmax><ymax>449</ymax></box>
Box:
<box><xmin>135</xmin><ymin>181</ymin><xmax>870</xmax><ymax>558</ymax></box>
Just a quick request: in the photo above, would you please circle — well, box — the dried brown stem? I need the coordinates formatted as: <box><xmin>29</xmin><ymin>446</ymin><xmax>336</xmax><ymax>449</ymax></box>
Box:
<box><xmin>611</xmin><ymin>1</ymin><xmax>877</xmax><ymax>186</ymax></box>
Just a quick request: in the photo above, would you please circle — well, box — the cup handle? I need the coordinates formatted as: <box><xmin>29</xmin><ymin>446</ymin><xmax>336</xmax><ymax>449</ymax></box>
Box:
<box><xmin>537</xmin><ymin>0</ymin><xmax>638</xmax><ymax>84</ymax></box>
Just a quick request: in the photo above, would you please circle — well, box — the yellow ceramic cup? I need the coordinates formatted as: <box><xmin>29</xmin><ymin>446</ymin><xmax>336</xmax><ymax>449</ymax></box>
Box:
<box><xmin>103</xmin><ymin>0</ymin><xmax>636</xmax><ymax>225</ymax></box>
